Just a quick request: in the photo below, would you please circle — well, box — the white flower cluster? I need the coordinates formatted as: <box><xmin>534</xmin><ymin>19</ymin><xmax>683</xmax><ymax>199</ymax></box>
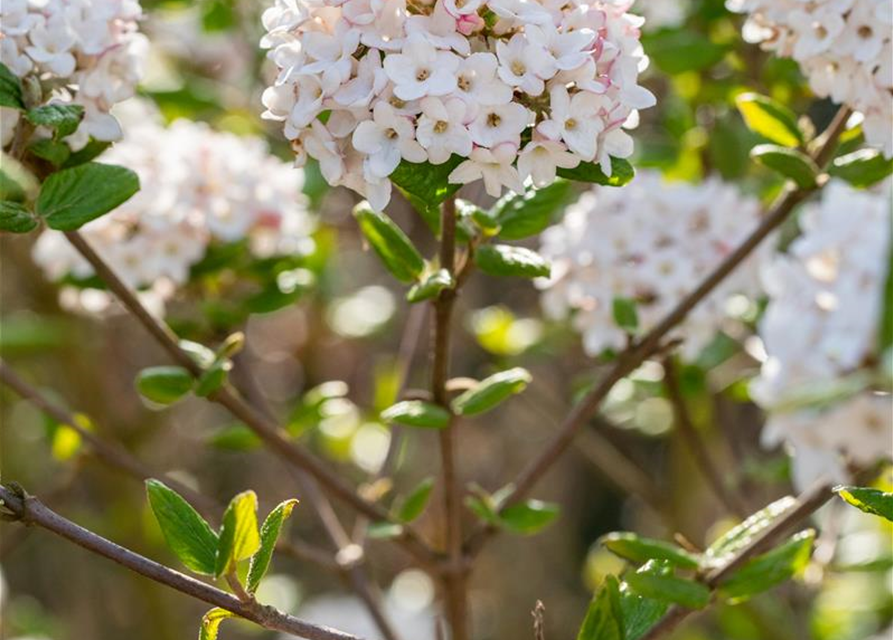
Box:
<box><xmin>635</xmin><ymin>0</ymin><xmax>689</xmax><ymax>31</ymax></box>
<box><xmin>728</xmin><ymin>0</ymin><xmax>892</xmax><ymax>157</ymax></box>
<box><xmin>33</xmin><ymin>110</ymin><xmax>316</xmax><ymax>314</ymax></box>
<box><xmin>752</xmin><ymin>179</ymin><xmax>892</xmax><ymax>490</ymax></box>
<box><xmin>0</xmin><ymin>0</ymin><xmax>148</xmax><ymax>150</ymax></box>
<box><xmin>260</xmin><ymin>0</ymin><xmax>655</xmax><ymax>210</ymax></box>
<box><xmin>538</xmin><ymin>171</ymin><xmax>764</xmax><ymax>359</ymax></box>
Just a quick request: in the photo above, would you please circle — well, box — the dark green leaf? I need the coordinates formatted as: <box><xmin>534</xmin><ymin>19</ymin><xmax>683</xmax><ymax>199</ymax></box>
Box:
<box><xmin>390</xmin><ymin>157</ymin><xmax>463</xmax><ymax>233</ymax></box>
<box><xmin>146</xmin><ymin>479</ymin><xmax>219</xmax><ymax>575</ymax></box>
<box><xmin>61</xmin><ymin>139</ymin><xmax>111</xmax><ymax>169</ymax></box>
<box><xmin>396</xmin><ymin>477</ymin><xmax>435</xmax><ymax>523</ymax></box>
<box><xmin>577</xmin><ymin>575</ymin><xmax>624</xmax><ymax>640</ymax></box>
<box><xmin>353</xmin><ymin>202</ymin><xmax>425</xmax><ymax>283</ymax></box>
<box><xmin>719</xmin><ymin>530</ymin><xmax>815</xmax><ymax>602</ymax></box>
<box><xmin>499</xmin><ymin>499</ymin><xmax>559</xmax><ymax>535</ymax></box>
<box><xmin>474</xmin><ymin>244</ymin><xmax>550</xmax><ymax>279</ymax></box>
<box><xmin>26</xmin><ymin>104</ymin><xmax>85</xmax><ymax>139</ymax></box>
<box><xmin>199</xmin><ymin>608</ymin><xmax>235</xmax><ymax>640</ymax></box>
<box><xmin>612</xmin><ymin>297</ymin><xmax>639</xmax><ymax>333</ymax></box>
<box><xmin>620</xmin><ymin>562</ymin><xmax>671</xmax><ymax>640</ymax></box>
<box><xmin>558</xmin><ymin>157</ymin><xmax>635</xmax><ymax>187</ymax></box>
<box><xmin>644</xmin><ymin>30</ymin><xmax>729</xmax><ymax>74</ymax></box>
<box><xmin>735</xmin><ymin>93</ymin><xmax>804</xmax><ymax>148</ymax></box>
<box><xmin>380</xmin><ymin>400</ymin><xmax>450</xmax><ymax>429</ymax></box>
<box><xmin>835</xmin><ymin>486</ymin><xmax>893</xmax><ymax>522</ymax></box>
<box><xmin>625</xmin><ymin>571</ymin><xmax>710</xmax><ymax>610</ymax></box>
<box><xmin>0</xmin><ymin>63</ymin><xmax>24</xmax><ymax>110</ymax></box>
<box><xmin>490</xmin><ymin>180</ymin><xmax>574</xmax><ymax>240</ymax></box>
<box><xmin>136</xmin><ymin>366</ymin><xmax>194</xmax><ymax>405</ymax></box>
<box><xmin>36</xmin><ymin>162</ymin><xmax>139</xmax><ymax>231</ymax></box>
<box><xmin>451</xmin><ymin>367</ymin><xmax>532</xmax><ymax>416</ymax></box>
<box><xmin>246</xmin><ymin>499</ymin><xmax>299</xmax><ymax>594</ymax></box>
<box><xmin>407</xmin><ymin>269</ymin><xmax>453</xmax><ymax>303</ymax></box>
<box><xmin>600</xmin><ymin>533</ymin><xmax>700</xmax><ymax>569</ymax></box>
<box><xmin>751</xmin><ymin>145</ymin><xmax>818</xmax><ymax>188</ymax></box>
<box><xmin>29</xmin><ymin>139</ymin><xmax>71</xmax><ymax>166</ymax></box>
<box><xmin>704</xmin><ymin>496</ymin><xmax>797</xmax><ymax>567</ymax></box>
<box><xmin>829</xmin><ymin>149</ymin><xmax>893</xmax><ymax>188</ymax></box>
<box><xmin>215</xmin><ymin>490</ymin><xmax>261</xmax><ymax>577</ymax></box>
<box><xmin>0</xmin><ymin>201</ymin><xmax>38</xmax><ymax>233</ymax></box>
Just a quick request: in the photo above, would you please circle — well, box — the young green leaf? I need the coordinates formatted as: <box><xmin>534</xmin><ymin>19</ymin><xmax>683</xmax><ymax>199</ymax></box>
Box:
<box><xmin>25</xmin><ymin>104</ymin><xmax>85</xmax><ymax>139</ymax></box>
<box><xmin>194</xmin><ymin>360</ymin><xmax>232</xmax><ymax>398</ymax></box>
<box><xmin>735</xmin><ymin>93</ymin><xmax>804</xmax><ymax>148</ymax></box>
<box><xmin>474</xmin><ymin>245</ymin><xmax>551</xmax><ymax>279</ymax></box>
<box><xmin>718</xmin><ymin>530</ymin><xmax>815</xmax><ymax>602</ymax></box>
<box><xmin>750</xmin><ymin>145</ymin><xmax>819</xmax><ymax>188</ymax></box>
<box><xmin>457</xmin><ymin>198</ymin><xmax>499</xmax><ymax>233</ymax></box>
<box><xmin>620</xmin><ymin>562</ymin><xmax>671</xmax><ymax>640</ymax></box>
<box><xmin>136</xmin><ymin>366</ymin><xmax>194</xmax><ymax>405</ymax></box>
<box><xmin>0</xmin><ymin>63</ymin><xmax>24</xmax><ymax>110</ymax></box>
<box><xmin>353</xmin><ymin>202</ymin><xmax>425</xmax><ymax>283</ymax></box>
<box><xmin>600</xmin><ymin>533</ymin><xmax>700</xmax><ymax>569</ymax></box>
<box><xmin>829</xmin><ymin>148</ymin><xmax>893</xmax><ymax>188</ymax></box>
<box><xmin>36</xmin><ymin>162</ymin><xmax>140</xmax><ymax>231</ymax></box>
<box><xmin>624</xmin><ymin>571</ymin><xmax>711</xmax><ymax>610</ymax></box>
<box><xmin>146</xmin><ymin>480</ymin><xmax>219</xmax><ymax>575</ymax></box>
<box><xmin>451</xmin><ymin>367</ymin><xmax>532</xmax><ymax>416</ymax></box>
<box><xmin>380</xmin><ymin>400</ymin><xmax>451</xmax><ymax>429</ymax></box>
<box><xmin>612</xmin><ymin>297</ymin><xmax>639</xmax><ymax>333</ymax></box>
<box><xmin>366</xmin><ymin>522</ymin><xmax>405</xmax><ymax>539</ymax></box>
<box><xmin>490</xmin><ymin>180</ymin><xmax>574</xmax><ymax>240</ymax></box>
<box><xmin>390</xmin><ymin>157</ymin><xmax>463</xmax><ymax>233</ymax></box>
<box><xmin>199</xmin><ymin>608</ymin><xmax>235</xmax><ymax>640</ymax></box>
<box><xmin>396</xmin><ymin>477</ymin><xmax>435</xmax><ymax>523</ymax></box>
<box><xmin>704</xmin><ymin>496</ymin><xmax>797</xmax><ymax>567</ymax></box>
<box><xmin>558</xmin><ymin>157</ymin><xmax>635</xmax><ymax>187</ymax></box>
<box><xmin>499</xmin><ymin>499</ymin><xmax>560</xmax><ymax>535</ymax></box>
<box><xmin>216</xmin><ymin>490</ymin><xmax>261</xmax><ymax>578</ymax></box>
<box><xmin>246</xmin><ymin>499</ymin><xmax>299</xmax><ymax>594</ymax></box>
<box><xmin>407</xmin><ymin>269</ymin><xmax>454</xmax><ymax>303</ymax></box>
<box><xmin>0</xmin><ymin>201</ymin><xmax>38</xmax><ymax>233</ymax></box>
<box><xmin>577</xmin><ymin>575</ymin><xmax>625</xmax><ymax>640</ymax></box>
<box><xmin>835</xmin><ymin>486</ymin><xmax>893</xmax><ymax>522</ymax></box>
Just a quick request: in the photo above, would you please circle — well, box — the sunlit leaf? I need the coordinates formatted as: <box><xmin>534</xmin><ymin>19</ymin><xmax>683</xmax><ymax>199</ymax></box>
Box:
<box><xmin>601</xmin><ymin>533</ymin><xmax>700</xmax><ymax>569</ymax></box>
<box><xmin>380</xmin><ymin>400</ymin><xmax>450</xmax><ymax>429</ymax></box>
<box><xmin>215</xmin><ymin>490</ymin><xmax>261</xmax><ymax>578</ymax></box>
<box><xmin>146</xmin><ymin>480</ymin><xmax>219</xmax><ymax>575</ymax></box>
<box><xmin>37</xmin><ymin>162</ymin><xmax>139</xmax><ymax>231</ymax></box>
<box><xmin>718</xmin><ymin>530</ymin><xmax>815</xmax><ymax>602</ymax></box>
<box><xmin>835</xmin><ymin>486</ymin><xmax>893</xmax><ymax>522</ymax></box>
<box><xmin>451</xmin><ymin>368</ymin><xmax>532</xmax><ymax>416</ymax></box>
<box><xmin>246</xmin><ymin>499</ymin><xmax>299</xmax><ymax>594</ymax></box>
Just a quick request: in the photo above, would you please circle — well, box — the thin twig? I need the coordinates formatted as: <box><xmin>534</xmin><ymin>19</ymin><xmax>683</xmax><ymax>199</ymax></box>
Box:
<box><xmin>0</xmin><ymin>485</ymin><xmax>367</xmax><ymax>640</ymax></box>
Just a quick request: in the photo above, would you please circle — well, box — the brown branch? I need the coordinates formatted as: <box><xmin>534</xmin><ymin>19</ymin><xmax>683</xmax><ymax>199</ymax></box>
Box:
<box><xmin>638</xmin><ymin>482</ymin><xmax>834</xmax><ymax>640</ymax></box>
<box><xmin>662</xmin><ymin>357</ymin><xmax>749</xmax><ymax>518</ymax></box>
<box><xmin>61</xmin><ymin>230</ymin><xmax>438</xmax><ymax>568</ymax></box>
<box><xmin>0</xmin><ymin>485</ymin><xmax>367</xmax><ymax>640</ymax></box>
<box><xmin>463</xmin><ymin>106</ymin><xmax>852</xmax><ymax>558</ymax></box>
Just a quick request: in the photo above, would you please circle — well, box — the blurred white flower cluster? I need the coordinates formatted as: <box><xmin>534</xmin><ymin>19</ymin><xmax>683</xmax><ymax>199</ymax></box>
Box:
<box><xmin>260</xmin><ymin>0</ymin><xmax>655</xmax><ymax>210</ymax></box>
<box><xmin>0</xmin><ymin>0</ymin><xmax>148</xmax><ymax>150</ymax></box>
<box><xmin>33</xmin><ymin>105</ymin><xmax>315</xmax><ymax>315</ymax></box>
<box><xmin>752</xmin><ymin>179</ymin><xmax>892</xmax><ymax>490</ymax></box>
<box><xmin>538</xmin><ymin>171</ymin><xmax>764</xmax><ymax>359</ymax></box>
<box><xmin>634</xmin><ymin>0</ymin><xmax>689</xmax><ymax>31</ymax></box>
<box><xmin>728</xmin><ymin>0</ymin><xmax>892</xmax><ymax>157</ymax></box>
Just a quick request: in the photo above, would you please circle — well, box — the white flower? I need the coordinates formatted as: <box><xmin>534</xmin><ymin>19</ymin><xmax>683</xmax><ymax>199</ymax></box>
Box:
<box><xmin>538</xmin><ymin>86</ymin><xmax>604</xmax><ymax>161</ymax></box>
<box><xmin>415</xmin><ymin>97</ymin><xmax>473</xmax><ymax>164</ymax></box>
<box><xmin>449</xmin><ymin>143</ymin><xmax>524</xmax><ymax>196</ymax></box>
<box><xmin>383</xmin><ymin>35</ymin><xmax>460</xmax><ymax>101</ymax></box>
<box><xmin>524</xmin><ymin>23</ymin><xmax>594</xmax><ymax>75</ymax></box>
<box><xmin>496</xmin><ymin>33</ymin><xmax>550</xmax><ymax>95</ymax></box>
<box><xmin>517</xmin><ymin>138</ymin><xmax>580</xmax><ymax>187</ymax></box>
<box><xmin>468</xmin><ymin>102</ymin><xmax>529</xmax><ymax>148</ymax></box>
<box><xmin>352</xmin><ymin>101</ymin><xmax>427</xmax><ymax>179</ymax></box>
<box><xmin>455</xmin><ymin>53</ymin><xmax>514</xmax><ymax>106</ymax></box>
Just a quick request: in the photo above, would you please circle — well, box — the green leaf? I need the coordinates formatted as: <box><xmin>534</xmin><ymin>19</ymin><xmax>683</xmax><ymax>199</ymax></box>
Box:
<box><xmin>558</xmin><ymin>157</ymin><xmax>635</xmax><ymax>187</ymax></box>
<box><xmin>600</xmin><ymin>533</ymin><xmax>700</xmax><ymax>569</ymax></box>
<box><xmin>396</xmin><ymin>477</ymin><xmax>435</xmax><ymax>523</ymax></box>
<box><xmin>136</xmin><ymin>366</ymin><xmax>194</xmax><ymax>405</ymax></box>
<box><xmin>474</xmin><ymin>244</ymin><xmax>551</xmax><ymax>279</ymax></box>
<box><xmin>751</xmin><ymin>145</ymin><xmax>818</xmax><ymax>188</ymax></box>
<box><xmin>490</xmin><ymin>180</ymin><xmax>575</xmax><ymax>240</ymax></box>
<box><xmin>499</xmin><ymin>499</ymin><xmax>560</xmax><ymax>535</ymax></box>
<box><xmin>380</xmin><ymin>400</ymin><xmax>450</xmax><ymax>429</ymax></box>
<box><xmin>0</xmin><ymin>63</ymin><xmax>24</xmax><ymax>110</ymax></box>
<box><xmin>146</xmin><ymin>480</ymin><xmax>219</xmax><ymax>575</ymax></box>
<box><xmin>390</xmin><ymin>156</ymin><xmax>463</xmax><ymax>232</ymax></box>
<box><xmin>29</xmin><ymin>139</ymin><xmax>71</xmax><ymax>167</ymax></box>
<box><xmin>704</xmin><ymin>496</ymin><xmax>797</xmax><ymax>567</ymax></box>
<box><xmin>880</xmin><ymin>243</ymin><xmax>893</xmax><ymax>353</ymax></box>
<box><xmin>61</xmin><ymin>139</ymin><xmax>111</xmax><ymax>169</ymax></box>
<box><xmin>26</xmin><ymin>104</ymin><xmax>85</xmax><ymax>139</ymax></box>
<box><xmin>353</xmin><ymin>202</ymin><xmax>425</xmax><ymax>283</ymax></box>
<box><xmin>625</xmin><ymin>571</ymin><xmax>710</xmax><ymax>610</ymax></box>
<box><xmin>0</xmin><ymin>201</ymin><xmax>38</xmax><ymax>233</ymax></box>
<box><xmin>451</xmin><ymin>367</ymin><xmax>532</xmax><ymax>416</ymax></box>
<box><xmin>577</xmin><ymin>575</ymin><xmax>625</xmax><ymax>640</ymax></box>
<box><xmin>643</xmin><ymin>30</ymin><xmax>729</xmax><ymax>74</ymax></box>
<box><xmin>246</xmin><ymin>499</ymin><xmax>299</xmax><ymax>594</ymax></box>
<box><xmin>458</xmin><ymin>198</ymin><xmax>499</xmax><ymax>233</ymax></box>
<box><xmin>194</xmin><ymin>360</ymin><xmax>231</xmax><ymax>398</ymax></box>
<box><xmin>829</xmin><ymin>148</ymin><xmax>893</xmax><ymax>188</ymax></box>
<box><xmin>735</xmin><ymin>93</ymin><xmax>804</xmax><ymax>148</ymax></box>
<box><xmin>209</xmin><ymin>424</ymin><xmax>262</xmax><ymax>451</ymax></box>
<box><xmin>215</xmin><ymin>490</ymin><xmax>261</xmax><ymax>578</ymax></box>
<box><xmin>199</xmin><ymin>608</ymin><xmax>235</xmax><ymax>640</ymax></box>
<box><xmin>36</xmin><ymin>162</ymin><xmax>140</xmax><ymax>231</ymax></box>
<box><xmin>367</xmin><ymin>522</ymin><xmax>405</xmax><ymax>539</ymax></box>
<box><xmin>407</xmin><ymin>269</ymin><xmax>454</xmax><ymax>303</ymax></box>
<box><xmin>620</xmin><ymin>562</ymin><xmax>671</xmax><ymax>640</ymax></box>
<box><xmin>612</xmin><ymin>297</ymin><xmax>639</xmax><ymax>333</ymax></box>
<box><xmin>835</xmin><ymin>486</ymin><xmax>893</xmax><ymax>522</ymax></box>
<box><xmin>719</xmin><ymin>530</ymin><xmax>815</xmax><ymax>603</ymax></box>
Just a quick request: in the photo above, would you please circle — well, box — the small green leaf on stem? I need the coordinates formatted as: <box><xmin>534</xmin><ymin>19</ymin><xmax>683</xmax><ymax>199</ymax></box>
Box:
<box><xmin>0</xmin><ymin>201</ymin><xmax>38</xmax><ymax>233</ymax></box>
<box><xmin>829</xmin><ymin>148</ymin><xmax>893</xmax><ymax>188</ymax></box>
<box><xmin>136</xmin><ymin>366</ymin><xmax>194</xmax><ymax>405</ymax></box>
<box><xmin>451</xmin><ymin>367</ymin><xmax>532</xmax><ymax>416</ymax></box>
<box><xmin>751</xmin><ymin>144</ymin><xmax>819</xmax><ymax>189</ymax></box>
<box><xmin>718</xmin><ymin>529</ymin><xmax>815</xmax><ymax>602</ymax></box>
<box><xmin>216</xmin><ymin>491</ymin><xmax>261</xmax><ymax>578</ymax></box>
<box><xmin>36</xmin><ymin>162</ymin><xmax>140</xmax><ymax>231</ymax></box>
<box><xmin>600</xmin><ymin>532</ymin><xmax>700</xmax><ymax>569</ymax></box>
<box><xmin>612</xmin><ymin>297</ymin><xmax>639</xmax><ymax>333</ymax></box>
<box><xmin>380</xmin><ymin>400</ymin><xmax>450</xmax><ymax>429</ymax></box>
<box><xmin>26</xmin><ymin>104</ymin><xmax>85</xmax><ymax>139</ymax></box>
<box><xmin>577</xmin><ymin>575</ymin><xmax>625</xmax><ymax>640</ymax></box>
<box><xmin>835</xmin><ymin>486</ymin><xmax>893</xmax><ymax>522</ymax></box>
<box><xmin>499</xmin><ymin>499</ymin><xmax>560</xmax><ymax>535</ymax></box>
<box><xmin>624</xmin><ymin>571</ymin><xmax>711</xmax><ymax>610</ymax></box>
<box><xmin>475</xmin><ymin>244</ymin><xmax>551</xmax><ymax>279</ymax></box>
<box><xmin>353</xmin><ymin>201</ymin><xmax>425</xmax><ymax>283</ymax></box>
<box><xmin>246</xmin><ymin>499</ymin><xmax>299</xmax><ymax>594</ymax></box>
<box><xmin>490</xmin><ymin>179</ymin><xmax>574</xmax><ymax>240</ymax></box>
<box><xmin>396</xmin><ymin>477</ymin><xmax>435</xmax><ymax>523</ymax></box>
<box><xmin>407</xmin><ymin>269</ymin><xmax>454</xmax><ymax>303</ymax></box>
<box><xmin>146</xmin><ymin>480</ymin><xmax>219</xmax><ymax>575</ymax></box>
<box><xmin>199</xmin><ymin>608</ymin><xmax>236</xmax><ymax>640</ymax></box>
<box><xmin>735</xmin><ymin>93</ymin><xmax>804</xmax><ymax>148</ymax></box>
<box><xmin>558</xmin><ymin>157</ymin><xmax>635</xmax><ymax>187</ymax></box>
<box><xmin>704</xmin><ymin>496</ymin><xmax>797</xmax><ymax>567</ymax></box>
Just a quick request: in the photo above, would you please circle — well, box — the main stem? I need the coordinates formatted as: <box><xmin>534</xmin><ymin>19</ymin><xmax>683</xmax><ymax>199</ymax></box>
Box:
<box><xmin>433</xmin><ymin>196</ymin><xmax>469</xmax><ymax>640</ymax></box>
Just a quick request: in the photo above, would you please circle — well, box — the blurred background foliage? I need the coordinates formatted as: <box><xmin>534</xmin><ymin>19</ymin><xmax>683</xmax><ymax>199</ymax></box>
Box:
<box><xmin>1</xmin><ymin>1</ymin><xmax>890</xmax><ymax>639</ymax></box>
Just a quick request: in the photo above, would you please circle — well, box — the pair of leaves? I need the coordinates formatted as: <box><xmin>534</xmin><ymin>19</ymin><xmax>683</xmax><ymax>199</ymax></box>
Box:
<box><xmin>136</xmin><ymin>339</ymin><xmax>237</xmax><ymax>405</ymax></box>
<box><xmin>465</xmin><ymin>485</ymin><xmax>560</xmax><ymax>536</ymax></box>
